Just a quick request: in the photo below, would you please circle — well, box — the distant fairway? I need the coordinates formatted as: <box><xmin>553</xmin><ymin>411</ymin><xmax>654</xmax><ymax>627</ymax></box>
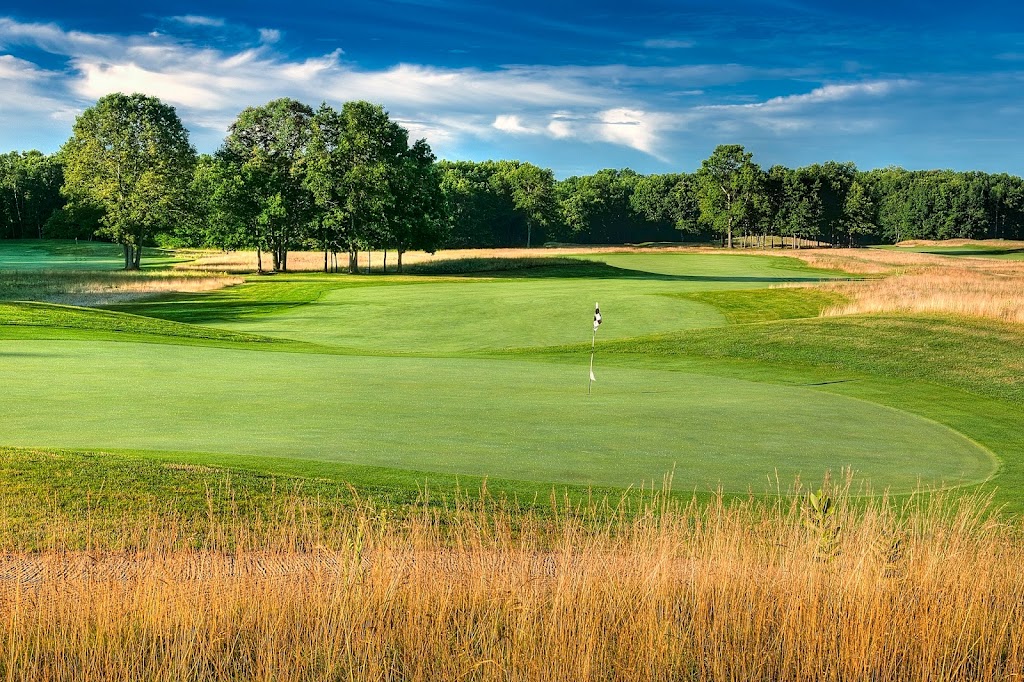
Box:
<box><xmin>0</xmin><ymin>340</ymin><xmax>994</xmax><ymax>491</ymax></box>
<box><xmin>1</xmin><ymin>244</ymin><xmax>1020</xmax><ymax>501</ymax></box>
<box><xmin>0</xmin><ymin>239</ymin><xmax>180</xmax><ymax>270</ymax></box>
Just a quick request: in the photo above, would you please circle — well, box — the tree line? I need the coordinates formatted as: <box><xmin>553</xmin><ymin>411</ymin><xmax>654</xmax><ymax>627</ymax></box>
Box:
<box><xmin>5</xmin><ymin>96</ymin><xmax>1024</xmax><ymax>270</ymax></box>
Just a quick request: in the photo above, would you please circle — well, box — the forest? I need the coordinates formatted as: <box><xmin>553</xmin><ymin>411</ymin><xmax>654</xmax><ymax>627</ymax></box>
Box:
<box><xmin>3</xmin><ymin>95</ymin><xmax>1024</xmax><ymax>263</ymax></box>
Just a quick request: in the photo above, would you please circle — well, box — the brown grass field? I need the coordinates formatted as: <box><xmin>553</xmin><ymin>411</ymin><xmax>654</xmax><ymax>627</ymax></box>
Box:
<box><xmin>776</xmin><ymin>245</ymin><xmax>1024</xmax><ymax>325</ymax></box>
<box><xmin>1</xmin><ymin>485</ymin><xmax>1022</xmax><ymax>681</ymax></box>
<box><xmin>0</xmin><ymin>269</ymin><xmax>243</xmax><ymax>306</ymax></box>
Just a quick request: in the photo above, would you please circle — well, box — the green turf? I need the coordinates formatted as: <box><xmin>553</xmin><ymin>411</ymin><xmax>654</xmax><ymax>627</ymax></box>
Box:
<box><xmin>1</xmin><ymin>245</ymin><xmax>1022</xmax><ymax>512</ymax></box>
<box><xmin>0</xmin><ymin>338</ymin><xmax>996</xmax><ymax>492</ymax></box>
<box><xmin>0</xmin><ymin>239</ymin><xmax>181</xmax><ymax>270</ymax></box>
<box><xmin>116</xmin><ymin>253</ymin><xmax>844</xmax><ymax>353</ymax></box>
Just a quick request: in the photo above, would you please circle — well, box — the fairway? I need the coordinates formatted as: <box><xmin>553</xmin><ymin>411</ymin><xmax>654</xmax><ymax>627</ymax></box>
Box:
<box><xmin>0</xmin><ymin>340</ymin><xmax>994</xmax><ymax>490</ymax></box>
<box><xmin>0</xmin><ymin>246</ymin><xmax>1017</xmax><ymax>498</ymax></box>
<box><xmin>0</xmin><ymin>240</ymin><xmax>181</xmax><ymax>270</ymax></box>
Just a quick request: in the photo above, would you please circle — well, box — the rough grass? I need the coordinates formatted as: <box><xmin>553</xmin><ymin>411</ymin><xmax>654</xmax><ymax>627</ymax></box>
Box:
<box><xmin>0</xmin><ymin>483</ymin><xmax>1021</xmax><ymax>681</ymax></box>
<box><xmin>0</xmin><ymin>269</ymin><xmax>242</xmax><ymax>306</ymax></box>
<box><xmin>824</xmin><ymin>267</ymin><xmax>1024</xmax><ymax>324</ymax></box>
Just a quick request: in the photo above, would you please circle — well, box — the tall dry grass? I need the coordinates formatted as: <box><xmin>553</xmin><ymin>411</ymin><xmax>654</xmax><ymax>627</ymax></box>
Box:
<box><xmin>1</xmin><ymin>484</ymin><xmax>1022</xmax><ymax>681</ymax></box>
<box><xmin>0</xmin><ymin>270</ymin><xmax>243</xmax><ymax>306</ymax></box>
<box><xmin>773</xmin><ymin>247</ymin><xmax>1024</xmax><ymax>324</ymax></box>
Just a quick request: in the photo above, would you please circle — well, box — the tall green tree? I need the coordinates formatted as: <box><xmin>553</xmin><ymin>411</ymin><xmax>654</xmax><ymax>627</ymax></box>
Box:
<box><xmin>391</xmin><ymin>139</ymin><xmax>448</xmax><ymax>271</ymax></box>
<box><xmin>839</xmin><ymin>181</ymin><xmax>875</xmax><ymax>246</ymax></box>
<box><xmin>220</xmin><ymin>98</ymin><xmax>314</xmax><ymax>272</ymax></box>
<box><xmin>503</xmin><ymin>162</ymin><xmax>556</xmax><ymax>248</ymax></box>
<box><xmin>61</xmin><ymin>93</ymin><xmax>195</xmax><ymax>269</ymax></box>
<box><xmin>305</xmin><ymin>101</ymin><xmax>410</xmax><ymax>273</ymax></box>
<box><xmin>696</xmin><ymin>145</ymin><xmax>763</xmax><ymax>248</ymax></box>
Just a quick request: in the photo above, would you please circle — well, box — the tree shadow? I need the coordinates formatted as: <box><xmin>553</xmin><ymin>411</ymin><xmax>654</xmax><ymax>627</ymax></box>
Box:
<box><xmin>920</xmin><ymin>248</ymin><xmax>1024</xmax><ymax>258</ymax></box>
<box><xmin>407</xmin><ymin>257</ymin><xmax>833</xmax><ymax>283</ymax></box>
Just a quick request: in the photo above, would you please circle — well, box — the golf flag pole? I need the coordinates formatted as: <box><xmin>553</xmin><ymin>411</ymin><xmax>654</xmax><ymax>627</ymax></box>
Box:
<box><xmin>589</xmin><ymin>302</ymin><xmax>601</xmax><ymax>395</ymax></box>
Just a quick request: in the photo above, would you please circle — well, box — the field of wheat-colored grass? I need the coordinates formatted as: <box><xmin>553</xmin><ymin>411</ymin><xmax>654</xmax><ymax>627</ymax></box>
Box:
<box><xmin>1</xmin><ymin>484</ymin><xmax>1021</xmax><ymax>681</ymax></box>
<box><xmin>0</xmin><ymin>269</ymin><xmax>243</xmax><ymax>306</ymax></box>
<box><xmin>764</xmin><ymin>247</ymin><xmax>1024</xmax><ymax>324</ymax></box>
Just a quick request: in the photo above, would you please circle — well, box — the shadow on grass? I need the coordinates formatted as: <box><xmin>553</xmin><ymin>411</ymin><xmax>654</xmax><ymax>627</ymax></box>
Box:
<box><xmin>405</xmin><ymin>257</ymin><xmax>833</xmax><ymax>283</ymax></box>
<box><xmin>919</xmin><ymin>248</ymin><xmax>1024</xmax><ymax>258</ymax></box>
<box><xmin>110</xmin><ymin>299</ymin><xmax>311</xmax><ymax>325</ymax></box>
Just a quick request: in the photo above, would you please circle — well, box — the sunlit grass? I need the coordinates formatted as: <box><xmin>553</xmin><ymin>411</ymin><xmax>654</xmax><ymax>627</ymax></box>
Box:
<box><xmin>0</xmin><ymin>480</ymin><xmax>1021</xmax><ymax>681</ymax></box>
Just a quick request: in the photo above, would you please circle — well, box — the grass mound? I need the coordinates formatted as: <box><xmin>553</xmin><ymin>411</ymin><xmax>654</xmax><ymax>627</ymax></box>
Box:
<box><xmin>667</xmin><ymin>287</ymin><xmax>848</xmax><ymax>324</ymax></box>
<box><xmin>0</xmin><ymin>301</ymin><xmax>276</xmax><ymax>345</ymax></box>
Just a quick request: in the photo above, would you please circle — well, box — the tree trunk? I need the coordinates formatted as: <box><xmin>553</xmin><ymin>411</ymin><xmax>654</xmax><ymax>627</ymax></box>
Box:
<box><xmin>398</xmin><ymin>249</ymin><xmax>404</xmax><ymax>273</ymax></box>
<box><xmin>349</xmin><ymin>249</ymin><xmax>358</xmax><ymax>274</ymax></box>
<box><xmin>123</xmin><ymin>243</ymin><xmax>132</xmax><ymax>270</ymax></box>
<box><xmin>256</xmin><ymin>249</ymin><xmax>263</xmax><ymax>274</ymax></box>
<box><xmin>133</xmin><ymin>244</ymin><xmax>142</xmax><ymax>269</ymax></box>
<box><xmin>383</xmin><ymin>250</ymin><xmax>387</xmax><ymax>274</ymax></box>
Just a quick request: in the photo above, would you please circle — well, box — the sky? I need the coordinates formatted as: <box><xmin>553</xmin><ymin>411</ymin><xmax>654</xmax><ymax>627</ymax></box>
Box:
<box><xmin>2</xmin><ymin>1</ymin><xmax>1024</xmax><ymax>177</ymax></box>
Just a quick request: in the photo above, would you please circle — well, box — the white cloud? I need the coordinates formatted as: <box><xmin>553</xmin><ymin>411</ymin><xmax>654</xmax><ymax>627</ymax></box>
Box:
<box><xmin>493</xmin><ymin>114</ymin><xmax>535</xmax><ymax>134</ymax></box>
<box><xmin>595</xmin><ymin>108</ymin><xmax>677</xmax><ymax>158</ymax></box>
<box><xmin>258</xmin><ymin>28</ymin><xmax>282</xmax><ymax>44</ymax></box>
<box><xmin>704</xmin><ymin>80</ymin><xmax>914</xmax><ymax>113</ymax></box>
<box><xmin>547</xmin><ymin>118</ymin><xmax>573</xmax><ymax>138</ymax></box>
<box><xmin>169</xmin><ymin>15</ymin><xmax>226</xmax><ymax>28</ymax></box>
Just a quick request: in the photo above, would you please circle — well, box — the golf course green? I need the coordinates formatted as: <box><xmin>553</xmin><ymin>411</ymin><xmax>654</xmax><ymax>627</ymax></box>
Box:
<box><xmin>0</xmin><ymin>241</ymin><xmax>1019</xmax><ymax>502</ymax></box>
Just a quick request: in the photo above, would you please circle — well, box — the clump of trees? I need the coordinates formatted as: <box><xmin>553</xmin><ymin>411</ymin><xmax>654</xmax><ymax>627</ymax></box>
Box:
<box><xmin>6</xmin><ymin>101</ymin><xmax>1024</xmax><ymax>266</ymax></box>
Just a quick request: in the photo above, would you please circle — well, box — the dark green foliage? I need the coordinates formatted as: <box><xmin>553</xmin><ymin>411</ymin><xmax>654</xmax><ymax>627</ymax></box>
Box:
<box><xmin>0</xmin><ymin>150</ymin><xmax>66</xmax><ymax>239</ymax></box>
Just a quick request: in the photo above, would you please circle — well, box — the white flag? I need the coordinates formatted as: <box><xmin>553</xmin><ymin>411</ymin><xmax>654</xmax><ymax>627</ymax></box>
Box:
<box><xmin>590</xmin><ymin>369</ymin><xmax>596</xmax><ymax>382</ymax></box>
<box><xmin>593</xmin><ymin>303</ymin><xmax>602</xmax><ymax>332</ymax></box>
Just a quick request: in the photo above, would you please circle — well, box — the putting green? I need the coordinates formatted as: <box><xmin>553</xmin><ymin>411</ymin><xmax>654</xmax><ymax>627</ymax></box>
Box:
<box><xmin>0</xmin><ymin>340</ymin><xmax>995</xmax><ymax>491</ymax></box>
<box><xmin>197</xmin><ymin>254</ymin><xmax>841</xmax><ymax>352</ymax></box>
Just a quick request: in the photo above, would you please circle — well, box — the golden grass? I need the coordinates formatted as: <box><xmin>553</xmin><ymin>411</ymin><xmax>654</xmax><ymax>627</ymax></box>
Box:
<box><xmin>782</xmin><ymin>247</ymin><xmax>1024</xmax><ymax>324</ymax></box>
<box><xmin>823</xmin><ymin>268</ymin><xmax>1024</xmax><ymax>324</ymax></box>
<box><xmin>1</xmin><ymin>485</ymin><xmax>1022</xmax><ymax>681</ymax></box>
<box><xmin>0</xmin><ymin>270</ymin><xmax>243</xmax><ymax>306</ymax></box>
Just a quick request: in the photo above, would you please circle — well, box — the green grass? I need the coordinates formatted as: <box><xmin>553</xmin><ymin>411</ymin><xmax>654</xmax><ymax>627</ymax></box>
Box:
<box><xmin>0</xmin><ymin>302</ymin><xmax>276</xmax><ymax>345</ymax></box>
<box><xmin>2</xmin><ymin>245</ymin><xmax>1023</xmax><ymax>514</ymax></box>
<box><xmin>116</xmin><ymin>254</ymin><xmax>845</xmax><ymax>353</ymax></box>
<box><xmin>0</xmin><ymin>239</ymin><xmax>182</xmax><ymax>270</ymax></box>
<box><xmin>666</xmin><ymin>287</ymin><xmax>848</xmax><ymax>324</ymax></box>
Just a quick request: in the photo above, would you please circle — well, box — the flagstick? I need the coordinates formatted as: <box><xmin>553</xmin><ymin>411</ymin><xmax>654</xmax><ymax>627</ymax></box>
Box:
<box><xmin>588</xmin><ymin>326</ymin><xmax>596</xmax><ymax>396</ymax></box>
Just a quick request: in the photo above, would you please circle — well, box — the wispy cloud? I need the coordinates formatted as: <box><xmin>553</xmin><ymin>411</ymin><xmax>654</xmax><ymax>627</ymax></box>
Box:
<box><xmin>0</xmin><ymin>15</ymin><xmax>992</xmax><ymax>172</ymax></box>
<box><xmin>169</xmin><ymin>15</ymin><xmax>226</xmax><ymax>28</ymax></box>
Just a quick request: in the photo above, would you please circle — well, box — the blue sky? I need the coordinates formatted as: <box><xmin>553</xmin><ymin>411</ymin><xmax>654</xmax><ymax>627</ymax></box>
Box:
<box><xmin>2</xmin><ymin>1</ymin><xmax>1024</xmax><ymax>177</ymax></box>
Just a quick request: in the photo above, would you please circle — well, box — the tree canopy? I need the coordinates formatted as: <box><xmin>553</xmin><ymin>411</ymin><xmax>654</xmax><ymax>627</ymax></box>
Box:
<box><xmin>60</xmin><ymin>93</ymin><xmax>196</xmax><ymax>269</ymax></box>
